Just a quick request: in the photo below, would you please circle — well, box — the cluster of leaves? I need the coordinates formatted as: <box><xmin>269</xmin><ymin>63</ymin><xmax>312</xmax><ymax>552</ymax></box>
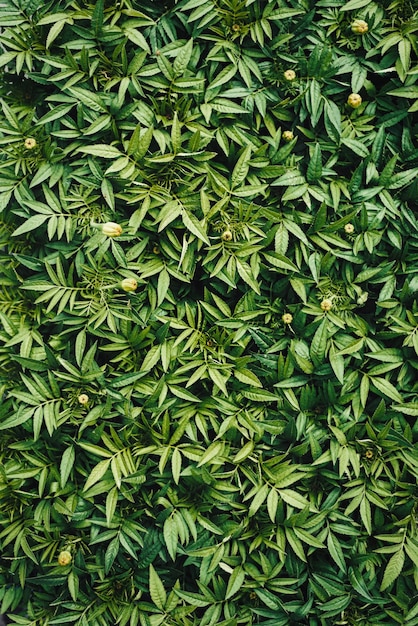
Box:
<box><xmin>0</xmin><ymin>0</ymin><xmax>417</xmax><ymax>624</ymax></box>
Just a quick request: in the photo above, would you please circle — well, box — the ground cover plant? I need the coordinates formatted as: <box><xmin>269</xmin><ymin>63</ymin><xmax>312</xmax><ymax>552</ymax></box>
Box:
<box><xmin>0</xmin><ymin>0</ymin><xmax>417</xmax><ymax>624</ymax></box>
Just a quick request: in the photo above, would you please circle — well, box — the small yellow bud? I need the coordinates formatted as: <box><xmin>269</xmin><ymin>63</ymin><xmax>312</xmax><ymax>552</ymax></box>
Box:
<box><xmin>221</xmin><ymin>230</ymin><xmax>233</xmax><ymax>241</ymax></box>
<box><xmin>320</xmin><ymin>299</ymin><xmax>333</xmax><ymax>311</ymax></box>
<box><xmin>101</xmin><ymin>222</ymin><xmax>123</xmax><ymax>237</ymax></box>
<box><xmin>282</xmin><ymin>130</ymin><xmax>294</xmax><ymax>142</ymax></box>
<box><xmin>78</xmin><ymin>394</ymin><xmax>89</xmax><ymax>405</ymax></box>
<box><xmin>58</xmin><ymin>550</ymin><xmax>72</xmax><ymax>566</ymax></box>
<box><xmin>282</xmin><ymin>313</ymin><xmax>293</xmax><ymax>324</ymax></box>
<box><xmin>232</xmin><ymin>24</ymin><xmax>241</xmax><ymax>32</ymax></box>
<box><xmin>152</xmin><ymin>245</ymin><xmax>160</xmax><ymax>254</ymax></box>
<box><xmin>344</xmin><ymin>223</ymin><xmax>354</xmax><ymax>234</ymax></box>
<box><xmin>347</xmin><ymin>93</ymin><xmax>362</xmax><ymax>108</ymax></box>
<box><xmin>24</xmin><ymin>138</ymin><xmax>37</xmax><ymax>149</ymax></box>
<box><xmin>283</xmin><ymin>70</ymin><xmax>296</xmax><ymax>81</ymax></box>
<box><xmin>121</xmin><ymin>278</ymin><xmax>138</xmax><ymax>292</ymax></box>
<box><xmin>351</xmin><ymin>19</ymin><xmax>368</xmax><ymax>35</ymax></box>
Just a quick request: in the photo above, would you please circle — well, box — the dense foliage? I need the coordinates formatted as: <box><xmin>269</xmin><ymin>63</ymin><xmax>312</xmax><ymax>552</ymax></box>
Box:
<box><xmin>0</xmin><ymin>0</ymin><xmax>417</xmax><ymax>624</ymax></box>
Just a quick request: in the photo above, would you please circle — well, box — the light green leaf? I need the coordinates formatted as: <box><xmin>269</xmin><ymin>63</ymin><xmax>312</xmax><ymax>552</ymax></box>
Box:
<box><xmin>341</xmin><ymin>138</ymin><xmax>369</xmax><ymax>158</ymax></box>
<box><xmin>60</xmin><ymin>445</ymin><xmax>75</xmax><ymax>488</ymax></box>
<box><xmin>164</xmin><ymin>515</ymin><xmax>178</xmax><ymax>561</ymax></box>
<box><xmin>106</xmin><ymin>487</ymin><xmax>118</xmax><ymax>527</ymax></box>
<box><xmin>182</xmin><ymin>210</ymin><xmax>210</xmax><ymax>244</ymax></box>
<box><xmin>327</xmin><ymin>532</ymin><xmax>346</xmax><ymax>572</ymax></box>
<box><xmin>12</xmin><ymin>215</ymin><xmax>49</xmax><ymax>237</ymax></box>
<box><xmin>340</xmin><ymin>0</ymin><xmax>372</xmax><ymax>10</ymax></box>
<box><xmin>249</xmin><ymin>483</ymin><xmax>269</xmax><ymax>517</ymax></box>
<box><xmin>370</xmin><ymin>376</ymin><xmax>403</xmax><ymax>403</ymax></box>
<box><xmin>380</xmin><ymin>549</ymin><xmax>405</xmax><ymax>591</ymax></box>
<box><xmin>236</xmin><ymin>259</ymin><xmax>260</xmax><ymax>294</ymax></box>
<box><xmin>77</xmin><ymin>145</ymin><xmax>124</xmax><ymax>159</ymax></box>
<box><xmin>279</xmin><ymin>488</ymin><xmax>315</xmax><ymax>511</ymax></box>
<box><xmin>197</xmin><ymin>441</ymin><xmax>223</xmax><ymax>467</ymax></box>
<box><xmin>232</xmin><ymin>440</ymin><xmax>254</xmax><ymax>464</ymax></box>
<box><xmin>231</xmin><ymin>145</ymin><xmax>251</xmax><ymax>188</ymax></box>
<box><xmin>83</xmin><ymin>459</ymin><xmax>111</xmax><ymax>492</ymax></box>
<box><xmin>310</xmin><ymin>319</ymin><xmax>328</xmax><ymax>366</ymax></box>
<box><xmin>225</xmin><ymin>566</ymin><xmax>245</xmax><ymax>600</ymax></box>
<box><xmin>149</xmin><ymin>565</ymin><xmax>167</xmax><ymax>610</ymax></box>
<box><xmin>174</xmin><ymin>589</ymin><xmax>210</xmax><ymax>608</ymax></box>
<box><xmin>267</xmin><ymin>488</ymin><xmax>278</xmax><ymax>522</ymax></box>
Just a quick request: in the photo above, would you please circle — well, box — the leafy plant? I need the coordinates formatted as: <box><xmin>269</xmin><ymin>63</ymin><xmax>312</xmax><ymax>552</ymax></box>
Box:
<box><xmin>0</xmin><ymin>0</ymin><xmax>417</xmax><ymax>624</ymax></box>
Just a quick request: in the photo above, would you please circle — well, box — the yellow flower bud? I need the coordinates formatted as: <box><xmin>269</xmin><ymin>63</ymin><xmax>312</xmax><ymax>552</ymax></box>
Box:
<box><xmin>121</xmin><ymin>278</ymin><xmax>138</xmax><ymax>292</ymax></box>
<box><xmin>283</xmin><ymin>70</ymin><xmax>296</xmax><ymax>81</ymax></box>
<box><xmin>320</xmin><ymin>299</ymin><xmax>333</xmax><ymax>311</ymax></box>
<box><xmin>101</xmin><ymin>222</ymin><xmax>123</xmax><ymax>237</ymax></box>
<box><xmin>347</xmin><ymin>93</ymin><xmax>362</xmax><ymax>108</ymax></box>
<box><xmin>24</xmin><ymin>138</ymin><xmax>37</xmax><ymax>149</ymax></box>
<box><xmin>344</xmin><ymin>223</ymin><xmax>354</xmax><ymax>234</ymax></box>
<box><xmin>282</xmin><ymin>313</ymin><xmax>293</xmax><ymax>324</ymax></box>
<box><xmin>351</xmin><ymin>19</ymin><xmax>368</xmax><ymax>35</ymax></box>
<box><xmin>282</xmin><ymin>130</ymin><xmax>294</xmax><ymax>143</ymax></box>
<box><xmin>78</xmin><ymin>394</ymin><xmax>89</xmax><ymax>405</ymax></box>
<box><xmin>58</xmin><ymin>550</ymin><xmax>72</xmax><ymax>566</ymax></box>
<box><xmin>221</xmin><ymin>230</ymin><xmax>233</xmax><ymax>241</ymax></box>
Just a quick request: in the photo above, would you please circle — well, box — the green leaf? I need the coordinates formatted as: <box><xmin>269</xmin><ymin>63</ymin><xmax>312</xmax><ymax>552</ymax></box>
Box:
<box><xmin>340</xmin><ymin>0</ymin><xmax>372</xmax><ymax>10</ymax></box>
<box><xmin>341</xmin><ymin>138</ymin><xmax>369</xmax><ymax>158</ymax></box>
<box><xmin>106</xmin><ymin>487</ymin><xmax>118</xmax><ymax>527</ymax></box>
<box><xmin>306</xmin><ymin>143</ymin><xmax>322</xmax><ymax>183</ymax></box>
<box><xmin>234</xmin><ymin>368</ymin><xmax>262</xmax><ymax>388</ymax></box>
<box><xmin>370</xmin><ymin>376</ymin><xmax>403</xmax><ymax>403</ymax></box>
<box><xmin>182</xmin><ymin>210</ymin><xmax>210</xmax><ymax>244</ymax></box>
<box><xmin>174</xmin><ymin>589</ymin><xmax>210</xmax><ymax>608</ymax></box>
<box><xmin>163</xmin><ymin>515</ymin><xmax>178</xmax><ymax>561</ymax></box>
<box><xmin>225</xmin><ymin>566</ymin><xmax>245</xmax><ymax>600</ymax></box>
<box><xmin>208</xmin><ymin>64</ymin><xmax>237</xmax><ymax>91</ymax></box>
<box><xmin>392</xmin><ymin>403</ymin><xmax>418</xmax><ymax>416</ymax></box>
<box><xmin>272</xmin><ymin>171</ymin><xmax>306</xmax><ymax>186</ymax></box>
<box><xmin>231</xmin><ymin>145</ymin><xmax>251</xmax><ymax>188</ymax></box>
<box><xmin>77</xmin><ymin>145</ymin><xmax>124</xmax><ymax>159</ymax></box>
<box><xmin>173</xmin><ymin>38</ymin><xmax>193</xmax><ymax>75</ymax></box>
<box><xmin>197</xmin><ymin>441</ymin><xmax>223</xmax><ymax>467</ymax></box>
<box><xmin>327</xmin><ymin>532</ymin><xmax>346</xmax><ymax>572</ymax></box>
<box><xmin>171</xmin><ymin>447</ymin><xmax>182</xmax><ymax>485</ymax></box>
<box><xmin>279</xmin><ymin>489</ymin><xmax>315</xmax><ymax>511</ymax></box>
<box><xmin>35</xmin><ymin>104</ymin><xmax>75</xmax><ymax>126</ymax></box>
<box><xmin>360</xmin><ymin>496</ymin><xmax>372</xmax><ymax>535</ymax></box>
<box><xmin>248</xmin><ymin>483</ymin><xmax>269</xmax><ymax>517</ymax></box>
<box><xmin>236</xmin><ymin>259</ymin><xmax>260</xmax><ymax>294</ymax></box>
<box><xmin>267</xmin><ymin>488</ymin><xmax>279</xmax><ymax>522</ymax></box>
<box><xmin>380</xmin><ymin>549</ymin><xmax>405</xmax><ymax>591</ymax></box>
<box><xmin>329</xmin><ymin>344</ymin><xmax>344</xmax><ymax>384</ymax></box>
<box><xmin>83</xmin><ymin>459</ymin><xmax>111</xmax><ymax>492</ymax></box>
<box><xmin>310</xmin><ymin>319</ymin><xmax>328</xmax><ymax>366</ymax></box>
<box><xmin>263</xmin><ymin>252</ymin><xmax>299</xmax><ymax>273</ymax></box>
<box><xmin>232</xmin><ymin>441</ymin><xmax>255</xmax><ymax>465</ymax></box>
<box><xmin>60</xmin><ymin>445</ymin><xmax>75</xmax><ymax>488</ymax></box>
<box><xmin>12</xmin><ymin>214</ymin><xmax>49</xmax><ymax>236</ymax></box>
<box><xmin>67</xmin><ymin>87</ymin><xmax>107</xmax><ymax>111</ymax></box>
<box><xmin>387</xmin><ymin>86</ymin><xmax>418</xmax><ymax>98</ymax></box>
<box><xmin>149</xmin><ymin>565</ymin><xmax>166</xmax><ymax>610</ymax></box>
<box><xmin>105</xmin><ymin>536</ymin><xmax>119</xmax><ymax>574</ymax></box>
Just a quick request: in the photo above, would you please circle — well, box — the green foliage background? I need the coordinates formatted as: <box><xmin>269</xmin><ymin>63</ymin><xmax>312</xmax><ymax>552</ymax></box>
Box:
<box><xmin>0</xmin><ymin>0</ymin><xmax>417</xmax><ymax>624</ymax></box>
